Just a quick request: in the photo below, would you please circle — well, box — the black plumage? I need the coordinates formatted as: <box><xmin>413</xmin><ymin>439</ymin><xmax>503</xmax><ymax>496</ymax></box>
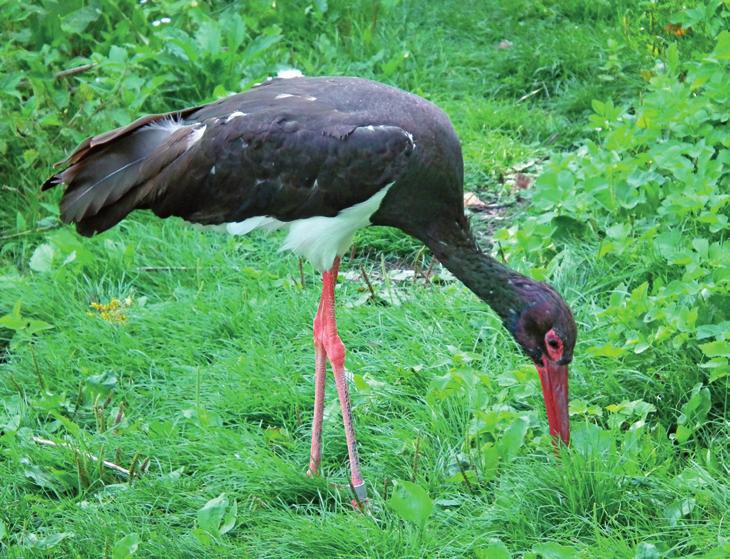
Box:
<box><xmin>44</xmin><ymin>77</ymin><xmax>434</xmax><ymax>236</ymax></box>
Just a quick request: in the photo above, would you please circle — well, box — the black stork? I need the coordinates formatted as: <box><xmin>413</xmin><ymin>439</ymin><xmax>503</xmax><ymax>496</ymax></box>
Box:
<box><xmin>43</xmin><ymin>75</ymin><xmax>576</xmax><ymax>508</ymax></box>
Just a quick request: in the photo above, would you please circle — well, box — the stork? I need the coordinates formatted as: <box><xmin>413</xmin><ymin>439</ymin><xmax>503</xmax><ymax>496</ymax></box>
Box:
<box><xmin>43</xmin><ymin>76</ymin><xmax>576</xmax><ymax>508</ymax></box>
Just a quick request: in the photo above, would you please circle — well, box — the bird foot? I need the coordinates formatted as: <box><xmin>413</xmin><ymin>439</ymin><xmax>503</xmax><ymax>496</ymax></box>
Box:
<box><xmin>351</xmin><ymin>498</ymin><xmax>370</xmax><ymax>512</ymax></box>
<box><xmin>350</xmin><ymin>481</ymin><xmax>368</xmax><ymax>512</ymax></box>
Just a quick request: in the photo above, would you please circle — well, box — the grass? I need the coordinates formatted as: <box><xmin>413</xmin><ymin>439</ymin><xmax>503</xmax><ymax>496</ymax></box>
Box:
<box><xmin>1</xmin><ymin>1</ymin><xmax>728</xmax><ymax>557</ymax></box>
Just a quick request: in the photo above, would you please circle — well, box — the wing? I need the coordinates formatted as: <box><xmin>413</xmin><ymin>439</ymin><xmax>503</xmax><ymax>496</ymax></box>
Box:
<box><xmin>43</xmin><ymin>82</ymin><xmax>416</xmax><ymax>236</ymax></box>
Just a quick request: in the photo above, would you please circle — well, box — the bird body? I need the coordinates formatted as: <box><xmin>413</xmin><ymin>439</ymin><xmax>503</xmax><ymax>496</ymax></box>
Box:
<box><xmin>44</xmin><ymin>75</ymin><xmax>576</xmax><ymax>508</ymax></box>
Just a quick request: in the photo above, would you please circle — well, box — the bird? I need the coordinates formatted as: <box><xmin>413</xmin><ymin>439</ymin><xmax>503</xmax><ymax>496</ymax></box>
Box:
<box><xmin>43</xmin><ymin>75</ymin><xmax>576</xmax><ymax>508</ymax></box>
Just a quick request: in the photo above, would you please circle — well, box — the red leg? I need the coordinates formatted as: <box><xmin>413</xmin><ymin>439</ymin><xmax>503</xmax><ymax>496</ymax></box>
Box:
<box><xmin>307</xmin><ymin>338</ymin><xmax>326</xmax><ymax>476</ymax></box>
<box><xmin>311</xmin><ymin>257</ymin><xmax>368</xmax><ymax>508</ymax></box>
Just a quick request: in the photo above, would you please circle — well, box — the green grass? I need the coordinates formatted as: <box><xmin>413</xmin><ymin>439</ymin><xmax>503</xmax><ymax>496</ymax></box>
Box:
<box><xmin>2</xmin><ymin>1</ymin><xmax>728</xmax><ymax>558</ymax></box>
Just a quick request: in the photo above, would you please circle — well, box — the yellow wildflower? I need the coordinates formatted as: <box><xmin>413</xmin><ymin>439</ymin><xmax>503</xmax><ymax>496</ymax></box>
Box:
<box><xmin>88</xmin><ymin>297</ymin><xmax>132</xmax><ymax>323</ymax></box>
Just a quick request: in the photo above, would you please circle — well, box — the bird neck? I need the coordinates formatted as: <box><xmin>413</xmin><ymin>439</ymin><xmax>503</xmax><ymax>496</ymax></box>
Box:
<box><xmin>423</xmin><ymin>220</ymin><xmax>526</xmax><ymax>327</ymax></box>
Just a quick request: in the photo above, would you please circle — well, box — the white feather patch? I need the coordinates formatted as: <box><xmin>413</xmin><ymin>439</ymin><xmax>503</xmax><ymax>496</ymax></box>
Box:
<box><xmin>226</xmin><ymin>111</ymin><xmax>247</xmax><ymax>122</ymax></box>
<box><xmin>226</xmin><ymin>216</ymin><xmax>285</xmax><ymax>236</ymax></box>
<box><xmin>281</xmin><ymin>183</ymin><xmax>393</xmax><ymax>272</ymax></box>
<box><xmin>223</xmin><ymin>184</ymin><xmax>393</xmax><ymax>272</ymax></box>
<box><xmin>144</xmin><ymin>118</ymin><xmax>185</xmax><ymax>133</ymax></box>
<box><xmin>186</xmin><ymin>125</ymin><xmax>206</xmax><ymax>149</ymax></box>
<box><xmin>277</xmin><ymin>69</ymin><xmax>304</xmax><ymax>79</ymax></box>
<box><xmin>143</xmin><ymin>119</ymin><xmax>206</xmax><ymax>151</ymax></box>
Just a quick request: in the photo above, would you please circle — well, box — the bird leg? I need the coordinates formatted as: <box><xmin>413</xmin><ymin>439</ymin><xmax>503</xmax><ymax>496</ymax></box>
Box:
<box><xmin>309</xmin><ymin>257</ymin><xmax>368</xmax><ymax>509</ymax></box>
<box><xmin>307</xmin><ymin>301</ymin><xmax>327</xmax><ymax>476</ymax></box>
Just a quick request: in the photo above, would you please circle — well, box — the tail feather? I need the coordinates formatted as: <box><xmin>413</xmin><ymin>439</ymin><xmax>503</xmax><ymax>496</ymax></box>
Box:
<box><xmin>43</xmin><ymin>109</ymin><xmax>204</xmax><ymax>236</ymax></box>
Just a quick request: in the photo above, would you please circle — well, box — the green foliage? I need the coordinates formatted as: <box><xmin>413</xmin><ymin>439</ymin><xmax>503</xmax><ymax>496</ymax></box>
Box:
<box><xmin>194</xmin><ymin>493</ymin><xmax>238</xmax><ymax>544</ymax></box>
<box><xmin>112</xmin><ymin>533</ymin><xmax>140</xmax><ymax>559</ymax></box>
<box><xmin>386</xmin><ymin>480</ymin><xmax>434</xmax><ymax>527</ymax></box>
<box><xmin>498</xmin><ymin>8</ymin><xmax>730</xmax><ymax>393</ymax></box>
<box><xmin>474</xmin><ymin>539</ymin><xmax>512</xmax><ymax>559</ymax></box>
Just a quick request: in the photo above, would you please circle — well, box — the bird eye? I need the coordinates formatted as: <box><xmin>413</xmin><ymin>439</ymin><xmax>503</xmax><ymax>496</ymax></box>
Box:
<box><xmin>548</xmin><ymin>338</ymin><xmax>559</xmax><ymax>349</ymax></box>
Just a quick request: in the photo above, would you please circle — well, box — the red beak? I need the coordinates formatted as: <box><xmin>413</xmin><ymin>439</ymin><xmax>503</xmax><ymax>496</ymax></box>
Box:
<box><xmin>536</xmin><ymin>361</ymin><xmax>570</xmax><ymax>446</ymax></box>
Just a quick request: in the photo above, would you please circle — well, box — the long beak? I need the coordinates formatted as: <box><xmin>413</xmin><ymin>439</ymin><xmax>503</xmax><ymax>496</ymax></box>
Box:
<box><xmin>536</xmin><ymin>361</ymin><xmax>570</xmax><ymax>446</ymax></box>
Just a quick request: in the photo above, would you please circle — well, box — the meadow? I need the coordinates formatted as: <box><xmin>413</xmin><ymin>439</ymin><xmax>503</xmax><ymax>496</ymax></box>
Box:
<box><xmin>1</xmin><ymin>1</ymin><xmax>728</xmax><ymax>557</ymax></box>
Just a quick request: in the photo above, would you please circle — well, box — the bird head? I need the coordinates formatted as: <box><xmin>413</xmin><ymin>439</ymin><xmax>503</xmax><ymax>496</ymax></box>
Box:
<box><xmin>508</xmin><ymin>279</ymin><xmax>576</xmax><ymax>446</ymax></box>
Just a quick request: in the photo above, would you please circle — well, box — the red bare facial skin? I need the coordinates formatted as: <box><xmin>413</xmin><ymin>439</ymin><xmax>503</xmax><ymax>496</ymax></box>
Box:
<box><xmin>536</xmin><ymin>329</ymin><xmax>570</xmax><ymax>446</ymax></box>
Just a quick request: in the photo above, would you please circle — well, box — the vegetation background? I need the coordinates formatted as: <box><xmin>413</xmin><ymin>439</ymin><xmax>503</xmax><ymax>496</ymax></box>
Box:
<box><xmin>1</xmin><ymin>0</ymin><xmax>728</xmax><ymax>557</ymax></box>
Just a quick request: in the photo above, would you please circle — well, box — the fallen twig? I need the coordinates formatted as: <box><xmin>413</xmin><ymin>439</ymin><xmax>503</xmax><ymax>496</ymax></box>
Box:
<box><xmin>517</xmin><ymin>88</ymin><xmax>541</xmax><ymax>103</ymax></box>
<box><xmin>298</xmin><ymin>257</ymin><xmax>305</xmax><ymax>289</ymax></box>
<box><xmin>359</xmin><ymin>265</ymin><xmax>377</xmax><ymax>300</ymax></box>
<box><xmin>422</xmin><ymin>258</ymin><xmax>435</xmax><ymax>285</ymax></box>
<box><xmin>456</xmin><ymin>459</ymin><xmax>476</xmax><ymax>495</ymax></box>
<box><xmin>32</xmin><ymin>436</ymin><xmax>130</xmax><ymax>477</ymax></box>
<box><xmin>0</xmin><ymin>226</ymin><xmax>58</xmax><ymax>242</ymax></box>
<box><xmin>54</xmin><ymin>63</ymin><xmax>96</xmax><ymax>80</ymax></box>
<box><xmin>136</xmin><ymin>266</ymin><xmax>194</xmax><ymax>272</ymax></box>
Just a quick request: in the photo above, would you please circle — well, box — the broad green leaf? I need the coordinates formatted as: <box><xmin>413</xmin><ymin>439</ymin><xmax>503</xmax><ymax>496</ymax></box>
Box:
<box><xmin>475</xmin><ymin>539</ymin><xmax>511</xmax><ymax>559</ymax></box>
<box><xmin>29</xmin><ymin>243</ymin><xmax>54</xmax><ymax>272</ymax></box>
<box><xmin>713</xmin><ymin>30</ymin><xmax>730</xmax><ymax>61</ymax></box>
<box><xmin>196</xmin><ymin>21</ymin><xmax>221</xmax><ymax>56</ymax></box>
<box><xmin>664</xmin><ymin>498</ymin><xmax>695</xmax><ymax>527</ymax></box>
<box><xmin>23</xmin><ymin>463</ymin><xmax>60</xmax><ymax>491</ymax></box>
<box><xmin>243</xmin><ymin>30</ymin><xmax>282</xmax><ymax>61</ymax></box>
<box><xmin>198</xmin><ymin>493</ymin><xmax>228</xmax><ymax>535</ymax></box>
<box><xmin>587</xmin><ymin>344</ymin><xmax>627</xmax><ymax>358</ymax></box>
<box><xmin>498</xmin><ymin>417</ymin><xmax>528</xmax><ymax>461</ymax></box>
<box><xmin>634</xmin><ymin>542</ymin><xmax>661</xmax><ymax>559</ymax></box>
<box><xmin>697</xmin><ymin>322</ymin><xmax>730</xmax><ymax>340</ymax></box>
<box><xmin>112</xmin><ymin>533</ymin><xmax>140</xmax><ymax>559</ymax></box>
<box><xmin>61</xmin><ymin>5</ymin><xmax>99</xmax><ymax>34</ymax></box>
<box><xmin>27</xmin><ymin>532</ymin><xmax>72</xmax><ymax>550</ymax></box>
<box><xmin>533</xmin><ymin>542</ymin><xmax>579</xmax><ymax>559</ymax></box>
<box><xmin>85</xmin><ymin>371</ymin><xmax>118</xmax><ymax>395</ymax></box>
<box><xmin>191</xmin><ymin>527</ymin><xmax>212</xmax><ymax>546</ymax></box>
<box><xmin>219</xmin><ymin>498</ymin><xmax>237</xmax><ymax>535</ymax></box>
<box><xmin>387</xmin><ymin>480</ymin><xmax>433</xmax><ymax>526</ymax></box>
<box><xmin>700</xmin><ymin>340</ymin><xmax>730</xmax><ymax>358</ymax></box>
<box><xmin>480</xmin><ymin>444</ymin><xmax>501</xmax><ymax>483</ymax></box>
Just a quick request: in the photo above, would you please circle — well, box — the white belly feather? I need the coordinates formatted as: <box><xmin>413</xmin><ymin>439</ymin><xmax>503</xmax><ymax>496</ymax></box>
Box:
<box><xmin>225</xmin><ymin>184</ymin><xmax>393</xmax><ymax>272</ymax></box>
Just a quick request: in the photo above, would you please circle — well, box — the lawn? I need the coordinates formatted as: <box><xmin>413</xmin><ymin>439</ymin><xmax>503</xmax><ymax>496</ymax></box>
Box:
<box><xmin>1</xmin><ymin>1</ymin><xmax>728</xmax><ymax>558</ymax></box>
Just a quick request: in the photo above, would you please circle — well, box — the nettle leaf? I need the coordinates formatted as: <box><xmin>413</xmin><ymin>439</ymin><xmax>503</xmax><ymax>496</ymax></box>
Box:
<box><xmin>387</xmin><ymin>480</ymin><xmax>434</xmax><ymax>526</ymax></box>
<box><xmin>243</xmin><ymin>28</ymin><xmax>282</xmax><ymax>61</ymax></box>
<box><xmin>196</xmin><ymin>21</ymin><xmax>221</xmax><ymax>56</ymax></box>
